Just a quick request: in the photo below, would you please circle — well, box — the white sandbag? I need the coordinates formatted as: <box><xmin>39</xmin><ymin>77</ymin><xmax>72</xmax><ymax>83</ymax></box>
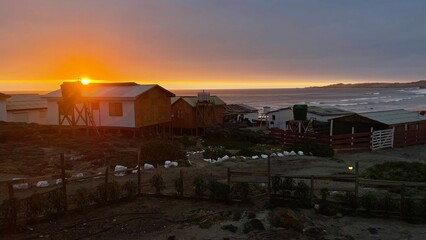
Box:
<box><xmin>270</xmin><ymin>153</ymin><xmax>277</xmax><ymax>157</ymax></box>
<box><xmin>36</xmin><ymin>181</ymin><xmax>49</xmax><ymax>188</ymax></box>
<box><xmin>216</xmin><ymin>157</ymin><xmax>223</xmax><ymax>162</ymax></box>
<box><xmin>298</xmin><ymin>151</ymin><xmax>304</xmax><ymax>156</ymax></box>
<box><xmin>283</xmin><ymin>151</ymin><xmax>290</xmax><ymax>156</ymax></box>
<box><xmin>165</xmin><ymin>161</ymin><xmax>171</xmax><ymax>165</ymax></box>
<box><xmin>144</xmin><ymin>163</ymin><xmax>155</xmax><ymax>170</ymax></box>
<box><xmin>55</xmin><ymin>179</ymin><xmax>62</xmax><ymax>185</ymax></box>
<box><xmin>252</xmin><ymin>155</ymin><xmax>259</xmax><ymax>159</ymax></box>
<box><xmin>170</xmin><ymin>162</ymin><xmax>178</xmax><ymax>167</ymax></box>
<box><xmin>289</xmin><ymin>151</ymin><xmax>297</xmax><ymax>156</ymax></box>
<box><xmin>222</xmin><ymin>155</ymin><xmax>230</xmax><ymax>161</ymax></box>
<box><xmin>73</xmin><ymin>173</ymin><xmax>84</xmax><ymax>178</ymax></box>
<box><xmin>13</xmin><ymin>178</ymin><xmax>29</xmax><ymax>190</ymax></box>
<box><xmin>231</xmin><ymin>156</ymin><xmax>236</xmax><ymax>159</ymax></box>
<box><xmin>261</xmin><ymin>154</ymin><xmax>268</xmax><ymax>159</ymax></box>
<box><xmin>203</xmin><ymin>158</ymin><xmax>212</xmax><ymax>162</ymax></box>
<box><xmin>277</xmin><ymin>153</ymin><xmax>284</xmax><ymax>157</ymax></box>
<box><xmin>114</xmin><ymin>165</ymin><xmax>127</xmax><ymax>176</ymax></box>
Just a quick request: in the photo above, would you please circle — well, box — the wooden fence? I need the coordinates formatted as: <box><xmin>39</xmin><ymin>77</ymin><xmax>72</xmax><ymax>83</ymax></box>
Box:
<box><xmin>394</xmin><ymin>128</ymin><xmax>426</xmax><ymax>148</ymax></box>
<box><xmin>227</xmin><ymin>160</ymin><xmax>426</xmax><ymax>220</ymax></box>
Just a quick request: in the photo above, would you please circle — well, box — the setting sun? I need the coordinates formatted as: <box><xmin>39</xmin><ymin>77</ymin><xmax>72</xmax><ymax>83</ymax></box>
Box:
<box><xmin>81</xmin><ymin>78</ymin><xmax>90</xmax><ymax>85</ymax></box>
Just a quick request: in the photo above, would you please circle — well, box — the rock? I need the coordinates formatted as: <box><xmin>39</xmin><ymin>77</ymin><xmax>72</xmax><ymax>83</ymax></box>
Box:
<box><xmin>283</xmin><ymin>151</ymin><xmax>290</xmax><ymax>156</ymax></box>
<box><xmin>114</xmin><ymin>165</ymin><xmax>127</xmax><ymax>176</ymax></box>
<box><xmin>289</xmin><ymin>151</ymin><xmax>297</xmax><ymax>156</ymax></box>
<box><xmin>261</xmin><ymin>154</ymin><xmax>268</xmax><ymax>159</ymax></box>
<box><xmin>297</xmin><ymin>151</ymin><xmax>304</xmax><ymax>156</ymax></box>
<box><xmin>252</xmin><ymin>155</ymin><xmax>259</xmax><ymax>159</ymax></box>
<box><xmin>222</xmin><ymin>155</ymin><xmax>230</xmax><ymax>161</ymax></box>
<box><xmin>243</xmin><ymin>219</ymin><xmax>265</xmax><ymax>233</ymax></box>
<box><xmin>277</xmin><ymin>153</ymin><xmax>284</xmax><ymax>157</ymax></box>
<box><xmin>368</xmin><ymin>227</ymin><xmax>378</xmax><ymax>234</ymax></box>
<box><xmin>270</xmin><ymin>153</ymin><xmax>277</xmax><ymax>157</ymax></box>
<box><xmin>143</xmin><ymin>163</ymin><xmax>155</xmax><ymax>170</ymax></box>
<box><xmin>268</xmin><ymin>208</ymin><xmax>304</xmax><ymax>233</ymax></box>
<box><xmin>221</xmin><ymin>224</ymin><xmax>238</xmax><ymax>233</ymax></box>
<box><xmin>303</xmin><ymin>227</ymin><xmax>326</xmax><ymax>238</ymax></box>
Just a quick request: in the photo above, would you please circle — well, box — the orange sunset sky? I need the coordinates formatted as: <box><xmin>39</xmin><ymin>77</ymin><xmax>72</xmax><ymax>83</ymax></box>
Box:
<box><xmin>1</xmin><ymin>1</ymin><xmax>425</xmax><ymax>92</ymax></box>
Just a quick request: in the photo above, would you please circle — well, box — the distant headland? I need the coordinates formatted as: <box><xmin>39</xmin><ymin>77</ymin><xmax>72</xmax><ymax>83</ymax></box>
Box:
<box><xmin>312</xmin><ymin>80</ymin><xmax>426</xmax><ymax>88</ymax></box>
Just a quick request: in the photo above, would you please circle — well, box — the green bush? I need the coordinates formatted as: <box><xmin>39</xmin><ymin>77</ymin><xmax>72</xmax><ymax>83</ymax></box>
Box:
<box><xmin>90</xmin><ymin>183</ymin><xmax>108</xmax><ymax>204</ymax></box>
<box><xmin>360</xmin><ymin>191</ymin><xmax>378</xmax><ymax>215</ymax></box>
<box><xmin>378</xmin><ymin>192</ymin><xmax>394</xmax><ymax>214</ymax></box>
<box><xmin>282</xmin><ymin>177</ymin><xmax>296</xmax><ymax>191</ymax></box>
<box><xmin>271</xmin><ymin>175</ymin><xmax>283</xmax><ymax>195</ymax></box>
<box><xmin>73</xmin><ymin>187</ymin><xmax>91</xmax><ymax>209</ymax></box>
<box><xmin>294</xmin><ymin>181</ymin><xmax>309</xmax><ymax>199</ymax></box>
<box><xmin>203</xmin><ymin>148</ymin><xmax>231</xmax><ymax>160</ymax></box>
<box><xmin>362</xmin><ymin>162</ymin><xmax>426</xmax><ymax>182</ymax></box>
<box><xmin>23</xmin><ymin>193</ymin><xmax>44</xmax><ymax>222</ymax></box>
<box><xmin>44</xmin><ymin>189</ymin><xmax>67</xmax><ymax>218</ymax></box>
<box><xmin>233</xmin><ymin>182</ymin><xmax>250</xmax><ymax>200</ymax></box>
<box><xmin>208</xmin><ymin>180</ymin><xmax>230</xmax><ymax>201</ymax></box>
<box><xmin>291</xmin><ymin>139</ymin><xmax>334</xmax><ymax>157</ymax></box>
<box><xmin>122</xmin><ymin>180</ymin><xmax>138</xmax><ymax>199</ymax></box>
<box><xmin>179</xmin><ymin>136</ymin><xmax>197</xmax><ymax>147</ymax></box>
<box><xmin>90</xmin><ymin>181</ymin><xmax>122</xmax><ymax>204</ymax></box>
<box><xmin>0</xmin><ymin>199</ymin><xmax>17</xmax><ymax>227</ymax></box>
<box><xmin>174</xmin><ymin>177</ymin><xmax>184</xmax><ymax>196</ymax></box>
<box><xmin>141</xmin><ymin>140</ymin><xmax>186</xmax><ymax>166</ymax></box>
<box><xmin>193</xmin><ymin>177</ymin><xmax>208</xmax><ymax>197</ymax></box>
<box><xmin>235</xmin><ymin>148</ymin><xmax>263</xmax><ymax>157</ymax></box>
<box><xmin>150</xmin><ymin>174</ymin><xmax>166</xmax><ymax>194</ymax></box>
<box><xmin>107</xmin><ymin>181</ymin><xmax>122</xmax><ymax>202</ymax></box>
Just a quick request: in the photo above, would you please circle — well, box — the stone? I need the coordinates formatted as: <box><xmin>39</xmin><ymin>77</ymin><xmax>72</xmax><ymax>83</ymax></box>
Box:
<box><xmin>243</xmin><ymin>219</ymin><xmax>265</xmax><ymax>233</ymax></box>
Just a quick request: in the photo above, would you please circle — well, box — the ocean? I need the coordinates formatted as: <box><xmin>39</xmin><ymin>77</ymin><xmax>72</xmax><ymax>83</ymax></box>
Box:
<box><xmin>173</xmin><ymin>87</ymin><xmax>426</xmax><ymax>113</ymax></box>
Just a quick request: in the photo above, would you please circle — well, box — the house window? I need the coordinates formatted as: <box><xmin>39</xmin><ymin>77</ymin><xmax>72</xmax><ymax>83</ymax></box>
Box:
<box><xmin>91</xmin><ymin>102</ymin><xmax>100</xmax><ymax>110</ymax></box>
<box><xmin>272</xmin><ymin>115</ymin><xmax>276</xmax><ymax>121</ymax></box>
<box><xmin>109</xmin><ymin>102</ymin><xmax>123</xmax><ymax>116</ymax></box>
<box><xmin>177</xmin><ymin>110</ymin><xmax>184</xmax><ymax>119</ymax></box>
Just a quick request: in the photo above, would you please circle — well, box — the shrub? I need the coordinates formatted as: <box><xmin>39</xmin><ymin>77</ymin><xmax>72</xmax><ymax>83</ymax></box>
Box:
<box><xmin>44</xmin><ymin>189</ymin><xmax>67</xmax><ymax>218</ymax></box>
<box><xmin>150</xmin><ymin>174</ymin><xmax>166</xmax><ymax>194</ymax></box>
<box><xmin>90</xmin><ymin>181</ymin><xmax>122</xmax><ymax>204</ymax></box>
<box><xmin>271</xmin><ymin>175</ymin><xmax>283</xmax><ymax>195</ymax></box>
<box><xmin>291</xmin><ymin>139</ymin><xmax>334</xmax><ymax>157</ymax></box>
<box><xmin>193</xmin><ymin>177</ymin><xmax>208</xmax><ymax>197</ymax></box>
<box><xmin>0</xmin><ymin>199</ymin><xmax>17</xmax><ymax>227</ymax></box>
<box><xmin>23</xmin><ymin>193</ymin><xmax>44</xmax><ymax>222</ymax></box>
<box><xmin>362</xmin><ymin>162</ymin><xmax>426</xmax><ymax>182</ymax></box>
<box><xmin>360</xmin><ymin>191</ymin><xmax>378</xmax><ymax>215</ymax></box>
<box><xmin>107</xmin><ymin>181</ymin><xmax>122</xmax><ymax>202</ymax></box>
<box><xmin>90</xmin><ymin>183</ymin><xmax>108</xmax><ymax>204</ymax></box>
<box><xmin>174</xmin><ymin>177</ymin><xmax>184</xmax><ymax>196</ymax></box>
<box><xmin>73</xmin><ymin>187</ymin><xmax>91</xmax><ymax>209</ymax></box>
<box><xmin>282</xmin><ymin>177</ymin><xmax>296</xmax><ymax>191</ymax></box>
<box><xmin>320</xmin><ymin>188</ymin><xmax>329</xmax><ymax>202</ymax></box>
<box><xmin>179</xmin><ymin>136</ymin><xmax>197</xmax><ymax>147</ymax></box>
<box><xmin>378</xmin><ymin>192</ymin><xmax>394</xmax><ymax>215</ymax></box>
<box><xmin>203</xmin><ymin>148</ymin><xmax>231</xmax><ymax>160</ymax></box>
<box><xmin>141</xmin><ymin>140</ymin><xmax>186</xmax><ymax>166</ymax></box>
<box><xmin>122</xmin><ymin>180</ymin><xmax>138</xmax><ymax>199</ymax></box>
<box><xmin>294</xmin><ymin>181</ymin><xmax>309</xmax><ymax>199</ymax></box>
<box><xmin>235</xmin><ymin>148</ymin><xmax>263</xmax><ymax>157</ymax></box>
<box><xmin>233</xmin><ymin>182</ymin><xmax>250</xmax><ymax>201</ymax></box>
<box><xmin>208</xmin><ymin>180</ymin><xmax>230</xmax><ymax>201</ymax></box>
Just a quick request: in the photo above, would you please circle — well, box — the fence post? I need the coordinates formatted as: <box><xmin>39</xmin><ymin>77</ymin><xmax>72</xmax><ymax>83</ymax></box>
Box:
<box><xmin>7</xmin><ymin>182</ymin><xmax>17</xmax><ymax>232</ymax></box>
<box><xmin>60</xmin><ymin>153</ymin><xmax>68</xmax><ymax>211</ymax></box>
<box><xmin>227</xmin><ymin>168</ymin><xmax>231</xmax><ymax>186</ymax></box>
<box><xmin>267</xmin><ymin>156</ymin><xmax>271</xmax><ymax>197</ymax></box>
<box><xmin>104</xmin><ymin>159</ymin><xmax>110</xmax><ymax>203</ymax></box>
<box><xmin>137</xmin><ymin>146</ymin><xmax>142</xmax><ymax>196</ymax></box>
<box><xmin>400</xmin><ymin>184</ymin><xmax>406</xmax><ymax>219</ymax></box>
<box><xmin>180</xmin><ymin>169</ymin><xmax>184</xmax><ymax>197</ymax></box>
<box><xmin>310</xmin><ymin>175</ymin><xmax>314</xmax><ymax>206</ymax></box>
<box><xmin>354</xmin><ymin>162</ymin><xmax>359</xmax><ymax>214</ymax></box>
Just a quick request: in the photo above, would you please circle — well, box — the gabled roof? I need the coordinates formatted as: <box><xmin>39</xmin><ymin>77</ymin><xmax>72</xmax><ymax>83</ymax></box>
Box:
<box><xmin>43</xmin><ymin>83</ymin><xmax>175</xmax><ymax>100</ymax></box>
<box><xmin>358</xmin><ymin>109</ymin><xmax>426</xmax><ymax>125</ymax></box>
<box><xmin>308</xmin><ymin>106</ymin><xmax>352</xmax><ymax>116</ymax></box>
<box><xmin>266</xmin><ymin>107</ymin><xmax>291</xmax><ymax>115</ymax></box>
<box><xmin>224</xmin><ymin>104</ymin><xmax>258</xmax><ymax>115</ymax></box>
<box><xmin>6</xmin><ymin>94</ymin><xmax>47</xmax><ymax>111</ymax></box>
<box><xmin>171</xmin><ymin>96</ymin><xmax>226</xmax><ymax>107</ymax></box>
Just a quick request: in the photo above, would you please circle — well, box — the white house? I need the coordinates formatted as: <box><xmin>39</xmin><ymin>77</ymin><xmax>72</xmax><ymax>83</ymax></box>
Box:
<box><xmin>6</xmin><ymin>94</ymin><xmax>48</xmax><ymax>124</ymax></box>
<box><xmin>42</xmin><ymin>82</ymin><xmax>175</xmax><ymax>129</ymax></box>
<box><xmin>0</xmin><ymin>93</ymin><xmax>10</xmax><ymax>121</ymax></box>
<box><xmin>267</xmin><ymin>106</ymin><xmax>352</xmax><ymax>130</ymax></box>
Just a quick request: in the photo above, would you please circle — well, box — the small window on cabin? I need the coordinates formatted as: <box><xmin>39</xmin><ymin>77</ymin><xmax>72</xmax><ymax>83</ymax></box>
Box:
<box><xmin>272</xmin><ymin>115</ymin><xmax>276</xmax><ymax>121</ymax></box>
<box><xmin>91</xmin><ymin>102</ymin><xmax>100</xmax><ymax>110</ymax></box>
<box><xmin>177</xmin><ymin>110</ymin><xmax>184</xmax><ymax>119</ymax></box>
<box><xmin>109</xmin><ymin>102</ymin><xmax>123</xmax><ymax>116</ymax></box>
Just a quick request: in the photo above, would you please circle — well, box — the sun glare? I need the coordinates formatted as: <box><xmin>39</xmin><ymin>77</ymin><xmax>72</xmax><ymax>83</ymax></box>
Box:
<box><xmin>81</xmin><ymin>78</ymin><xmax>90</xmax><ymax>85</ymax></box>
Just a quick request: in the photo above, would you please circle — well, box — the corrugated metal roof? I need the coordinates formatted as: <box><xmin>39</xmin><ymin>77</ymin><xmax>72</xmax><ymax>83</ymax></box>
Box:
<box><xmin>224</xmin><ymin>104</ymin><xmax>258</xmax><ymax>115</ymax></box>
<box><xmin>359</xmin><ymin>109</ymin><xmax>426</xmax><ymax>125</ymax></box>
<box><xmin>6</xmin><ymin>94</ymin><xmax>47</xmax><ymax>111</ymax></box>
<box><xmin>171</xmin><ymin>96</ymin><xmax>226</xmax><ymax>107</ymax></box>
<box><xmin>308</xmin><ymin>106</ymin><xmax>353</xmax><ymax>116</ymax></box>
<box><xmin>43</xmin><ymin>83</ymin><xmax>174</xmax><ymax>99</ymax></box>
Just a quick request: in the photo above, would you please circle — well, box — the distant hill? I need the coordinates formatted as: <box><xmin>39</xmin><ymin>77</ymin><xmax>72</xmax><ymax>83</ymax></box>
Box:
<box><xmin>315</xmin><ymin>80</ymin><xmax>426</xmax><ymax>88</ymax></box>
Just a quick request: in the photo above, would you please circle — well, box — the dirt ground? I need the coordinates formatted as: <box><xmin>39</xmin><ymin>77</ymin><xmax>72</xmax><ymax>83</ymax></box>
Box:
<box><xmin>2</xmin><ymin>144</ymin><xmax>426</xmax><ymax>239</ymax></box>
